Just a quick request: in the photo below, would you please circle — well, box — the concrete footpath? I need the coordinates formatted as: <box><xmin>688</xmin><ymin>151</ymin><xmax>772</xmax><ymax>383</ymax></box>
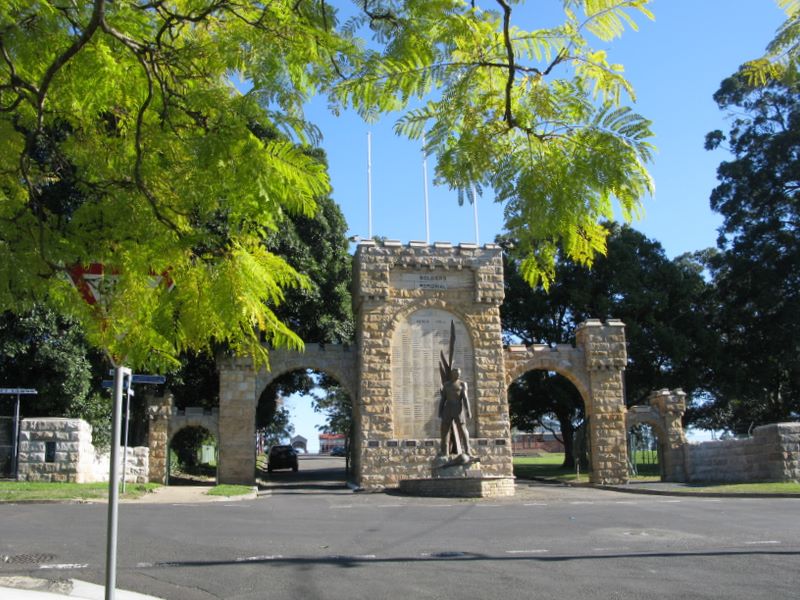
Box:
<box><xmin>0</xmin><ymin>577</ymin><xmax>160</xmax><ymax>600</ymax></box>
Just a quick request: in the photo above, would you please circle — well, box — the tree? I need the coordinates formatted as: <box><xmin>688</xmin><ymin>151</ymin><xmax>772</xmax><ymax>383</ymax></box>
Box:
<box><xmin>259</xmin><ymin>406</ymin><xmax>295</xmax><ymax>449</ymax></box>
<box><xmin>1</xmin><ymin>1</ymin><xmax>655</xmax><ymax>370</ymax></box>
<box><xmin>740</xmin><ymin>0</ymin><xmax>800</xmax><ymax>85</ymax></box>
<box><xmin>701</xmin><ymin>72</ymin><xmax>800</xmax><ymax>432</ymax></box>
<box><xmin>0</xmin><ymin>305</ymin><xmax>94</xmax><ymax>416</ymax></box>
<box><xmin>501</xmin><ymin>223</ymin><xmax>715</xmax><ymax>463</ymax></box>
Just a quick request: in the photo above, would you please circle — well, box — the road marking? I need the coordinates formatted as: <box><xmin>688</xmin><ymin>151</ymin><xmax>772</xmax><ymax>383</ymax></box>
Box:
<box><xmin>744</xmin><ymin>541</ymin><xmax>781</xmax><ymax>545</ymax></box>
<box><xmin>569</xmin><ymin>501</ymin><xmax>594</xmax><ymax>505</ymax></box>
<box><xmin>39</xmin><ymin>564</ymin><xmax>88</xmax><ymax>570</ymax></box>
<box><xmin>657</xmin><ymin>500</ymin><xmax>682</xmax><ymax>503</ymax></box>
<box><xmin>614</xmin><ymin>501</ymin><xmax>637</xmax><ymax>505</ymax></box>
<box><xmin>377</xmin><ymin>504</ymin><xmax>405</xmax><ymax>508</ymax></box>
<box><xmin>331</xmin><ymin>505</ymin><xmax>353</xmax><ymax>509</ymax></box>
<box><xmin>524</xmin><ymin>502</ymin><xmax>548</xmax><ymax>506</ymax></box>
<box><xmin>505</xmin><ymin>549</ymin><xmax>549</xmax><ymax>554</ymax></box>
<box><xmin>235</xmin><ymin>555</ymin><xmax>283</xmax><ymax>562</ymax></box>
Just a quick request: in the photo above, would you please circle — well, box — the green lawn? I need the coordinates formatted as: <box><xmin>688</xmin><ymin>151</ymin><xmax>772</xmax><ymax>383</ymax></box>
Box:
<box><xmin>513</xmin><ymin>453</ymin><xmax>590</xmax><ymax>483</ymax></box>
<box><xmin>679</xmin><ymin>482</ymin><xmax>800</xmax><ymax>494</ymax></box>
<box><xmin>0</xmin><ymin>481</ymin><xmax>160</xmax><ymax>502</ymax></box>
<box><xmin>512</xmin><ymin>454</ymin><xmax>800</xmax><ymax>494</ymax></box>
<box><xmin>207</xmin><ymin>484</ymin><xmax>255</xmax><ymax>497</ymax></box>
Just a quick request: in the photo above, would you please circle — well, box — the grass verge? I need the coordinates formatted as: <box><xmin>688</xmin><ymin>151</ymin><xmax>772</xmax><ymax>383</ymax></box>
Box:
<box><xmin>0</xmin><ymin>481</ymin><xmax>160</xmax><ymax>502</ymax></box>
<box><xmin>206</xmin><ymin>484</ymin><xmax>254</xmax><ymax>497</ymax></box>
<box><xmin>676</xmin><ymin>482</ymin><xmax>800</xmax><ymax>494</ymax></box>
<box><xmin>513</xmin><ymin>455</ymin><xmax>800</xmax><ymax>494</ymax></box>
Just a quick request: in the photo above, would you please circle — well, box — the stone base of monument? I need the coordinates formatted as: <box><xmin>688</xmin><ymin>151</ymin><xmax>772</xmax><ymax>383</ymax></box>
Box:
<box><xmin>397</xmin><ymin>455</ymin><xmax>515</xmax><ymax>498</ymax></box>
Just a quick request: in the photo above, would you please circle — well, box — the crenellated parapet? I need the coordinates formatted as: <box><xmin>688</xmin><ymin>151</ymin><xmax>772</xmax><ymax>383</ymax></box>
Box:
<box><xmin>353</xmin><ymin>240</ymin><xmax>505</xmax><ymax>307</ymax></box>
<box><xmin>576</xmin><ymin>319</ymin><xmax>628</xmax><ymax>371</ymax></box>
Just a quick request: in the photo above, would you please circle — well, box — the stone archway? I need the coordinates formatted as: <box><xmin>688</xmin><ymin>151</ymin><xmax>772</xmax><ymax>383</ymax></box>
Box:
<box><xmin>217</xmin><ymin>344</ymin><xmax>357</xmax><ymax>485</ymax></box>
<box><xmin>626</xmin><ymin>389</ymin><xmax>687</xmax><ymax>482</ymax></box>
<box><xmin>503</xmin><ymin>319</ymin><xmax>630</xmax><ymax>484</ymax></box>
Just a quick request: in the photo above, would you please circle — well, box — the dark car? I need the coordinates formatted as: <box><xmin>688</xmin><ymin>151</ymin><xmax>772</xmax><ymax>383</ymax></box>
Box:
<box><xmin>267</xmin><ymin>445</ymin><xmax>298</xmax><ymax>472</ymax></box>
<box><xmin>330</xmin><ymin>446</ymin><xmax>347</xmax><ymax>457</ymax></box>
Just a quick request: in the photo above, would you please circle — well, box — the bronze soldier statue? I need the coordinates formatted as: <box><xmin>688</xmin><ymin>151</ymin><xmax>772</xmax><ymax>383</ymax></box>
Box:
<box><xmin>438</xmin><ymin>366</ymin><xmax>471</xmax><ymax>457</ymax></box>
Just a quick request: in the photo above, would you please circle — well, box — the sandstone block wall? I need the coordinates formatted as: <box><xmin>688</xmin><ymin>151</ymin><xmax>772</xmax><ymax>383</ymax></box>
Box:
<box><xmin>687</xmin><ymin>423</ymin><xmax>800</xmax><ymax>483</ymax></box>
<box><xmin>92</xmin><ymin>446</ymin><xmax>150</xmax><ymax>484</ymax></box>
<box><xmin>17</xmin><ymin>418</ymin><xmax>149</xmax><ymax>484</ymax></box>
<box><xmin>17</xmin><ymin>418</ymin><xmax>95</xmax><ymax>483</ymax></box>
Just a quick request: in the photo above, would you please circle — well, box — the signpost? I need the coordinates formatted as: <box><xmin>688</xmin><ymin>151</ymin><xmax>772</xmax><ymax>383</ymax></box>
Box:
<box><xmin>102</xmin><ymin>373</ymin><xmax>165</xmax><ymax>493</ymax></box>
<box><xmin>0</xmin><ymin>388</ymin><xmax>37</xmax><ymax>479</ymax></box>
<box><xmin>69</xmin><ymin>263</ymin><xmax>171</xmax><ymax>600</ymax></box>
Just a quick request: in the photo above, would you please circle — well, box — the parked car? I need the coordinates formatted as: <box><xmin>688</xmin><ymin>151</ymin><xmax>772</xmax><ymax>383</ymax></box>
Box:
<box><xmin>267</xmin><ymin>445</ymin><xmax>298</xmax><ymax>472</ymax></box>
<box><xmin>330</xmin><ymin>446</ymin><xmax>347</xmax><ymax>457</ymax></box>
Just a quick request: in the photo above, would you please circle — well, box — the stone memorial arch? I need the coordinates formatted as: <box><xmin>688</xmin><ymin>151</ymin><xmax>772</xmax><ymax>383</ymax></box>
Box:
<box><xmin>216</xmin><ymin>240</ymin><xmax>635</xmax><ymax>489</ymax></box>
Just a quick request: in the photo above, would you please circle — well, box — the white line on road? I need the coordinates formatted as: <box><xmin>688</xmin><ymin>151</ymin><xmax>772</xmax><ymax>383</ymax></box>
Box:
<box><xmin>377</xmin><ymin>504</ymin><xmax>405</xmax><ymax>508</ymax></box>
<box><xmin>331</xmin><ymin>505</ymin><xmax>353</xmax><ymax>509</ymax></box>
<box><xmin>235</xmin><ymin>555</ymin><xmax>284</xmax><ymax>562</ymax></box>
<box><xmin>657</xmin><ymin>500</ymin><xmax>682</xmax><ymax>503</ymax></box>
<box><xmin>39</xmin><ymin>564</ymin><xmax>88</xmax><ymax>570</ymax></box>
<box><xmin>524</xmin><ymin>503</ymin><xmax>548</xmax><ymax>506</ymax></box>
<box><xmin>505</xmin><ymin>549</ymin><xmax>549</xmax><ymax>554</ymax></box>
<box><xmin>744</xmin><ymin>541</ymin><xmax>781</xmax><ymax>545</ymax></box>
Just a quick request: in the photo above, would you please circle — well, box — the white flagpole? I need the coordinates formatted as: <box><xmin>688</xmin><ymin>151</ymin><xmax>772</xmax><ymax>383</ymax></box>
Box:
<box><xmin>367</xmin><ymin>132</ymin><xmax>373</xmax><ymax>240</ymax></box>
<box><xmin>471</xmin><ymin>184</ymin><xmax>480</xmax><ymax>245</ymax></box>
<box><xmin>422</xmin><ymin>133</ymin><xmax>430</xmax><ymax>244</ymax></box>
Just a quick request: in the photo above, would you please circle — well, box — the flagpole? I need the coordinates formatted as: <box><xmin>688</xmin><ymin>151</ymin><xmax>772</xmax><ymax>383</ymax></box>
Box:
<box><xmin>422</xmin><ymin>133</ymin><xmax>430</xmax><ymax>244</ymax></box>
<box><xmin>367</xmin><ymin>131</ymin><xmax>373</xmax><ymax>240</ymax></box>
<box><xmin>471</xmin><ymin>185</ymin><xmax>480</xmax><ymax>245</ymax></box>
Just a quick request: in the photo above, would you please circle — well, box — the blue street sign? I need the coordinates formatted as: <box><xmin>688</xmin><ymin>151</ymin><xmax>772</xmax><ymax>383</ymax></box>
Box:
<box><xmin>106</xmin><ymin>372</ymin><xmax>166</xmax><ymax>385</ymax></box>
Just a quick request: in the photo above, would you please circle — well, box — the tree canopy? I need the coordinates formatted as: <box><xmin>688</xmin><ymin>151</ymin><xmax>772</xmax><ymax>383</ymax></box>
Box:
<box><xmin>701</xmin><ymin>71</ymin><xmax>800</xmax><ymax>432</ymax></box>
<box><xmin>1</xmin><ymin>1</ymin><xmax>655</xmax><ymax>369</ymax></box>
<box><xmin>502</xmin><ymin>223</ymin><xmax>715</xmax><ymax>461</ymax></box>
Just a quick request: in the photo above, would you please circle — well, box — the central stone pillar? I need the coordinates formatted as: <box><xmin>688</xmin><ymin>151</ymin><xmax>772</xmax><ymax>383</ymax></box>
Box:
<box><xmin>352</xmin><ymin>240</ymin><xmax>512</xmax><ymax>490</ymax></box>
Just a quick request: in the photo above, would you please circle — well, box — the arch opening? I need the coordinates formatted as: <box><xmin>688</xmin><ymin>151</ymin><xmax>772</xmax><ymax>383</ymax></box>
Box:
<box><xmin>255</xmin><ymin>368</ymin><xmax>352</xmax><ymax>488</ymax></box>
<box><xmin>627</xmin><ymin>422</ymin><xmax>664</xmax><ymax>480</ymax></box>
<box><xmin>168</xmin><ymin>425</ymin><xmax>217</xmax><ymax>486</ymax></box>
<box><xmin>508</xmin><ymin>369</ymin><xmax>590</xmax><ymax>480</ymax></box>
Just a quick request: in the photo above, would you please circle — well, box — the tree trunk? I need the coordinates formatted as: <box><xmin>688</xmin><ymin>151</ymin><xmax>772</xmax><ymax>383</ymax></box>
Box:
<box><xmin>559</xmin><ymin>412</ymin><xmax>576</xmax><ymax>469</ymax></box>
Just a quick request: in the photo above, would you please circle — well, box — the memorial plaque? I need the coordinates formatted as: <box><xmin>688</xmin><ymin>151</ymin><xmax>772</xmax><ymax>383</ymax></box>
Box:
<box><xmin>390</xmin><ymin>269</ymin><xmax>472</xmax><ymax>292</ymax></box>
<box><xmin>391</xmin><ymin>308</ymin><xmax>475</xmax><ymax>439</ymax></box>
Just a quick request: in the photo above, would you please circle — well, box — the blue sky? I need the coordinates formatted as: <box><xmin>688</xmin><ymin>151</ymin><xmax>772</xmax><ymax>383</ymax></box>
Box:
<box><xmin>286</xmin><ymin>1</ymin><xmax>788</xmax><ymax>450</ymax></box>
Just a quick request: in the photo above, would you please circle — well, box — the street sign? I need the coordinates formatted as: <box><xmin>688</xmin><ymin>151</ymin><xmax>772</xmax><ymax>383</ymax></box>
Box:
<box><xmin>106</xmin><ymin>372</ymin><xmax>166</xmax><ymax>385</ymax></box>
<box><xmin>0</xmin><ymin>388</ymin><xmax>38</xmax><ymax>395</ymax></box>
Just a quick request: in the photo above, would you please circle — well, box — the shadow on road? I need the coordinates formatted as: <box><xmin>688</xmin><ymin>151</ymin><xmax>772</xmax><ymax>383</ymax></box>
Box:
<box><xmin>256</xmin><ymin>454</ymin><xmax>349</xmax><ymax>494</ymax></box>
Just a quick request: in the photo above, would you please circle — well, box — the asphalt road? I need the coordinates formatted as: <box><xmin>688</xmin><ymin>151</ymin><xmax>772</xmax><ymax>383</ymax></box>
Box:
<box><xmin>2</xmin><ymin>455</ymin><xmax>799</xmax><ymax>599</ymax></box>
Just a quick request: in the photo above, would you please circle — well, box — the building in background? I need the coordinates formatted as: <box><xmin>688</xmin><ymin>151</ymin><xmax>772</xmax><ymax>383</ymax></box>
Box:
<box><xmin>319</xmin><ymin>433</ymin><xmax>345</xmax><ymax>454</ymax></box>
<box><xmin>290</xmin><ymin>435</ymin><xmax>308</xmax><ymax>453</ymax></box>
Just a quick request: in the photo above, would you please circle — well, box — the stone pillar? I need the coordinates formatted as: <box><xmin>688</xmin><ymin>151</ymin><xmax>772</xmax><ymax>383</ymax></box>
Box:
<box><xmin>17</xmin><ymin>418</ymin><xmax>94</xmax><ymax>483</ymax></box>
<box><xmin>648</xmin><ymin>389</ymin><xmax>688</xmax><ymax>481</ymax></box>
<box><xmin>352</xmin><ymin>240</ymin><xmax>512</xmax><ymax>490</ymax></box>
<box><xmin>218</xmin><ymin>356</ymin><xmax>257</xmax><ymax>485</ymax></box>
<box><xmin>147</xmin><ymin>391</ymin><xmax>173</xmax><ymax>484</ymax></box>
<box><xmin>576</xmin><ymin>319</ymin><xmax>629</xmax><ymax>484</ymax></box>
